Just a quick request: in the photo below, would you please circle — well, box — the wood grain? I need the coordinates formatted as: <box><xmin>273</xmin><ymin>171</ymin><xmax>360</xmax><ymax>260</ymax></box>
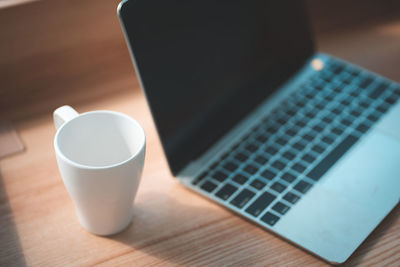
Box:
<box><xmin>0</xmin><ymin>121</ymin><xmax>25</xmax><ymax>158</ymax></box>
<box><xmin>0</xmin><ymin>0</ymin><xmax>133</xmax><ymax>121</ymax></box>
<box><xmin>1</xmin><ymin>0</ymin><xmax>400</xmax><ymax>266</ymax></box>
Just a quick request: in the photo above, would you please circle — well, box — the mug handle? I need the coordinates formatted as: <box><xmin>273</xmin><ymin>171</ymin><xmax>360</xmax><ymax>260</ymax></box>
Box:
<box><xmin>53</xmin><ymin>105</ymin><xmax>79</xmax><ymax>130</ymax></box>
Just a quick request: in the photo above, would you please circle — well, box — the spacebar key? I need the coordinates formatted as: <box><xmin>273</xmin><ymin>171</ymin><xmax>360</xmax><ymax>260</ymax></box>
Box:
<box><xmin>307</xmin><ymin>134</ymin><xmax>359</xmax><ymax>181</ymax></box>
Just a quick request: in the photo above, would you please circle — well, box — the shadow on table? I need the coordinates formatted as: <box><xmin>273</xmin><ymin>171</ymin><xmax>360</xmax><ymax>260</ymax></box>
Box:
<box><xmin>108</xmin><ymin>188</ymin><xmax>400</xmax><ymax>266</ymax></box>
<box><xmin>108</xmin><ymin>189</ymin><xmax>290</xmax><ymax>266</ymax></box>
<box><xmin>0</xmin><ymin>171</ymin><xmax>27</xmax><ymax>266</ymax></box>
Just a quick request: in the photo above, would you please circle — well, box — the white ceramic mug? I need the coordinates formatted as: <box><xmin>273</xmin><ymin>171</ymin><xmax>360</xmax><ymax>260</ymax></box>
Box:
<box><xmin>53</xmin><ymin>105</ymin><xmax>146</xmax><ymax>235</ymax></box>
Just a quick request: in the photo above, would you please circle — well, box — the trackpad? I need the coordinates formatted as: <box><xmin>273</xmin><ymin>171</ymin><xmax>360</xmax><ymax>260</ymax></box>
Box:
<box><xmin>275</xmin><ymin>131</ymin><xmax>400</xmax><ymax>263</ymax></box>
<box><xmin>320</xmin><ymin>130</ymin><xmax>400</xmax><ymax>209</ymax></box>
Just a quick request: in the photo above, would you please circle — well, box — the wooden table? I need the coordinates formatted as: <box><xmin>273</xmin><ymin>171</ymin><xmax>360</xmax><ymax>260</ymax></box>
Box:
<box><xmin>1</xmin><ymin>2</ymin><xmax>400</xmax><ymax>266</ymax></box>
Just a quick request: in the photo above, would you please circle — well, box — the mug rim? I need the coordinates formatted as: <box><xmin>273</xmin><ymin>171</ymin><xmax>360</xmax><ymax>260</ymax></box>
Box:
<box><xmin>54</xmin><ymin>110</ymin><xmax>146</xmax><ymax>170</ymax></box>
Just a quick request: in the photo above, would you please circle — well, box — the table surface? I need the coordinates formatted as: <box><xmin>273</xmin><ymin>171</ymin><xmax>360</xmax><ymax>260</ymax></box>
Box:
<box><xmin>1</xmin><ymin>7</ymin><xmax>400</xmax><ymax>267</ymax></box>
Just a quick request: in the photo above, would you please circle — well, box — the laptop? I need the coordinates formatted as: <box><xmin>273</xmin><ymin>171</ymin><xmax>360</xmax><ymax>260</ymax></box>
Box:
<box><xmin>118</xmin><ymin>0</ymin><xmax>400</xmax><ymax>263</ymax></box>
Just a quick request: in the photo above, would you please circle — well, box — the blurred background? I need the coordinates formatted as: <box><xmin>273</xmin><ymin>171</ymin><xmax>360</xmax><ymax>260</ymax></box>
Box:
<box><xmin>1</xmin><ymin>0</ymin><xmax>400</xmax><ymax>122</ymax></box>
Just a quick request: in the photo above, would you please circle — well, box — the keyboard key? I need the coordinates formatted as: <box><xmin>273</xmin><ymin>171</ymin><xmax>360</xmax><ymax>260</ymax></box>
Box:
<box><xmin>254</xmin><ymin>155</ymin><xmax>268</xmax><ymax>165</ymax></box>
<box><xmin>292</xmin><ymin>162</ymin><xmax>306</xmax><ymax>173</ymax></box>
<box><xmin>271</xmin><ymin>182</ymin><xmax>286</xmax><ymax>193</ymax></box>
<box><xmin>302</xmin><ymin>153</ymin><xmax>316</xmax><ymax>164</ymax></box>
<box><xmin>331</xmin><ymin>126</ymin><xmax>344</xmax><ymax>136</ymax></box>
<box><xmin>233</xmin><ymin>173</ymin><xmax>248</xmax><ymax>185</ymax></box>
<box><xmin>216</xmin><ymin>183</ymin><xmax>238</xmax><ymax>200</ymax></box>
<box><xmin>294</xmin><ymin>180</ymin><xmax>312</xmax><ymax>194</ymax></box>
<box><xmin>342</xmin><ymin>75</ymin><xmax>353</xmax><ymax>85</ymax></box>
<box><xmin>293</xmin><ymin>141</ymin><xmax>306</xmax><ymax>151</ymax></box>
<box><xmin>305</xmin><ymin>110</ymin><xmax>317</xmax><ymax>119</ymax></box>
<box><xmin>212</xmin><ymin>171</ymin><xmax>228</xmax><ymax>182</ymax></box>
<box><xmin>231</xmin><ymin>189</ymin><xmax>255</xmax><ymax>208</ymax></box>
<box><xmin>331</xmin><ymin>86</ymin><xmax>342</xmax><ymax>94</ymax></box>
<box><xmin>245</xmin><ymin>144</ymin><xmax>258</xmax><ymax>153</ymax></box>
<box><xmin>314</xmin><ymin>85</ymin><xmax>324</xmax><ymax>91</ymax></box>
<box><xmin>390</xmin><ymin>88</ymin><xmax>400</xmax><ymax>98</ymax></box>
<box><xmin>281</xmin><ymin>172</ymin><xmax>296</xmax><ymax>183</ymax></box>
<box><xmin>276</xmin><ymin>137</ymin><xmax>288</xmax><ymax>146</ymax></box>
<box><xmin>277</xmin><ymin>117</ymin><xmax>289</xmax><ymax>125</ymax></box>
<box><xmin>307</xmin><ymin>134</ymin><xmax>359</xmax><ymax>181</ymax></box>
<box><xmin>356</xmin><ymin>123</ymin><xmax>370</xmax><ymax>134</ymax></box>
<box><xmin>265</xmin><ymin>125</ymin><xmax>279</xmax><ymax>134</ymax></box>
<box><xmin>341</xmin><ymin>99</ymin><xmax>351</xmax><ymax>106</ymax></box>
<box><xmin>350</xmin><ymin>89</ymin><xmax>362</xmax><ymax>98</ymax></box>
<box><xmin>275</xmin><ymin>114</ymin><xmax>288</xmax><ymax>124</ymax></box>
<box><xmin>286</xmin><ymin>109</ymin><xmax>296</xmax><ymax>116</ymax></box>
<box><xmin>295</xmin><ymin>100</ymin><xmax>306</xmax><ymax>108</ymax></box>
<box><xmin>234</xmin><ymin>152</ymin><xmax>249</xmax><ymax>162</ymax></box>
<box><xmin>261</xmin><ymin>169</ymin><xmax>276</xmax><ymax>180</ymax></box>
<box><xmin>325</xmin><ymin>93</ymin><xmax>335</xmax><ymax>102</ymax></box>
<box><xmin>244</xmin><ymin>164</ymin><xmax>258</xmax><ymax>175</ymax></box>
<box><xmin>322</xmin><ymin>114</ymin><xmax>334</xmax><ymax>124</ymax></box>
<box><xmin>223</xmin><ymin>161</ymin><xmax>238</xmax><ymax>172</ymax></box>
<box><xmin>340</xmin><ymin>118</ymin><xmax>353</xmax><ymax>127</ymax></box>
<box><xmin>272</xmin><ymin>160</ymin><xmax>286</xmax><ymax>171</ymax></box>
<box><xmin>265</xmin><ymin>146</ymin><xmax>278</xmax><ymax>155</ymax></box>
<box><xmin>359</xmin><ymin>76</ymin><xmax>374</xmax><ymax>88</ymax></box>
<box><xmin>330</xmin><ymin>107</ymin><xmax>342</xmax><ymax>115</ymax></box>
<box><xmin>251</xmin><ymin>125</ymin><xmax>261</xmax><ymax>132</ymax></box>
<box><xmin>367</xmin><ymin>113</ymin><xmax>379</xmax><ymax>122</ymax></box>
<box><xmin>261</xmin><ymin>212</ymin><xmax>280</xmax><ymax>226</ymax></box>
<box><xmin>322</xmin><ymin>75</ymin><xmax>332</xmax><ymax>84</ymax></box>
<box><xmin>376</xmin><ymin>103</ymin><xmax>389</xmax><ymax>114</ymax></box>
<box><xmin>282</xmin><ymin>150</ymin><xmax>296</xmax><ymax>161</ymax></box>
<box><xmin>295</xmin><ymin>120</ymin><xmax>307</xmax><ymax>128</ymax></box>
<box><xmin>312</xmin><ymin>124</ymin><xmax>324</xmax><ymax>133</ymax></box>
<box><xmin>350</xmin><ymin>109</ymin><xmax>362</xmax><ymax>118</ymax></box>
<box><xmin>330</xmin><ymin>64</ymin><xmax>344</xmax><ymax>74</ymax></box>
<box><xmin>285</xmin><ymin>128</ymin><xmax>298</xmax><ymax>137</ymax></box>
<box><xmin>250</xmin><ymin>179</ymin><xmax>266</xmax><ymax>190</ymax></box>
<box><xmin>305</xmin><ymin>92</ymin><xmax>315</xmax><ymax>99</ymax></box>
<box><xmin>385</xmin><ymin>95</ymin><xmax>398</xmax><ymax>105</ymax></box>
<box><xmin>394</xmin><ymin>87</ymin><xmax>400</xmax><ymax>96</ymax></box>
<box><xmin>358</xmin><ymin>100</ymin><xmax>371</xmax><ymax>109</ymax></box>
<box><xmin>312</xmin><ymin>144</ymin><xmax>325</xmax><ymax>154</ymax></box>
<box><xmin>272</xmin><ymin>202</ymin><xmax>290</xmax><ymax>215</ymax></box>
<box><xmin>245</xmin><ymin>192</ymin><xmax>276</xmax><ymax>217</ymax></box>
<box><xmin>201</xmin><ymin>181</ymin><xmax>218</xmax><ymax>193</ymax></box>
<box><xmin>348</xmin><ymin>69</ymin><xmax>360</xmax><ymax>77</ymax></box>
<box><xmin>283</xmin><ymin>192</ymin><xmax>300</xmax><ymax>204</ymax></box>
<box><xmin>303</xmin><ymin>132</ymin><xmax>316</xmax><ymax>142</ymax></box>
<box><xmin>255</xmin><ymin>134</ymin><xmax>268</xmax><ymax>143</ymax></box>
<box><xmin>322</xmin><ymin>135</ymin><xmax>335</xmax><ymax>145</ymax></box>
<box><xmin>315</xmin><ymin>102</ymin><xmax>325</xmax><ymax>110</ymax></box>
<box><xmin>192</xmin><ymin>172</ymin><xmax>208</xmax><ymax>185</ymax></box>
<box><xmin>341</xmin><ymin>73</ymin><xmax>353</xmax><ymax>82</ymax></box>
<box><xmin>369</xmin><ymin>83</ymin><xmax>388</xmax><ymax>99</ymax></box>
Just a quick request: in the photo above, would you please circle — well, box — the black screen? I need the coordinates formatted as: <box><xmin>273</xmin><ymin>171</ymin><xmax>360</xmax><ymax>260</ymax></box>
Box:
<box><xmin>119</xmin><ymin>0</ymin><xmax>314</xmax><ymax>175</ymax></box>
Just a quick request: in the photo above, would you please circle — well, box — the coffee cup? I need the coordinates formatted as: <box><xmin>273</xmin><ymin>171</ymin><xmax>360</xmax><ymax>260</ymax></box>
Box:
<box><xmin>53</xmin><ymin>105</ymin><xmax>146</xmax><ymax>235</ymax></box>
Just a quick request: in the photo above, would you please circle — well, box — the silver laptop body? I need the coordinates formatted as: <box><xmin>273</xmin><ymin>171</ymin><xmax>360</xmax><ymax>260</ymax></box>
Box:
<box><xmin>118</xmin><ymin>0</ymin><xmax>400</xmax><ymax>263</ymax></box>
<box><xmin>177</xmin><ymin>53</ymin><xmax>400</xmax><ymax>263</ymax></box>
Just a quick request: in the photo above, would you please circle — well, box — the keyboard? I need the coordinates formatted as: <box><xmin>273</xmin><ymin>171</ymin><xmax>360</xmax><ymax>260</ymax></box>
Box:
<box><xmin>191</xmin><ymin>58</ymin><xmax>400</xmax><ymax>227</ymax></box>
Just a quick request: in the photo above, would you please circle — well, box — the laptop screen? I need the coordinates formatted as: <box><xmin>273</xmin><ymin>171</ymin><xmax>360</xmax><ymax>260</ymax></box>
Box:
<box><xmin>119</xmin><ymin>0</ymin><xmax>314</xmax><ymax>175</ymax></box>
